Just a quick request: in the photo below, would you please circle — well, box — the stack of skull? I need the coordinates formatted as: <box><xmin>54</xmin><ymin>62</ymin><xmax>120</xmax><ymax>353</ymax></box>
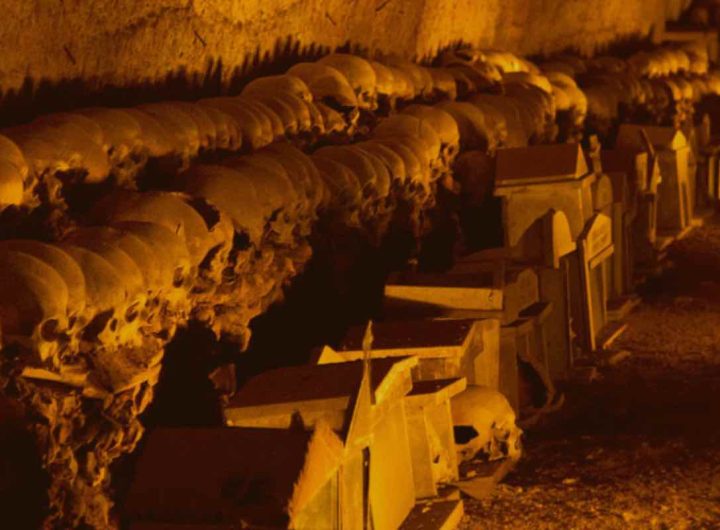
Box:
<box><xmin>2</xmin><ymin>40</ymin><xmax>716</xmax><ymax>528</ymax></box>
<box><xmin>0</xmin><ymin>53</ymin><xmax>478</xmax><ymax>529</ymax></box>
<box><xmin>539</xmin><ymin>42</ymin><xmax>720</xmax><ymax>136</ymax></box>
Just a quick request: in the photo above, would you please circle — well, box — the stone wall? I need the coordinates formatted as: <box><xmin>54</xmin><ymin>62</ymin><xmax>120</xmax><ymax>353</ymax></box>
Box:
<box><xmin>0</xmin><ymin>0</ymin><xmax>692</xmax><ymax>103</ymax></box>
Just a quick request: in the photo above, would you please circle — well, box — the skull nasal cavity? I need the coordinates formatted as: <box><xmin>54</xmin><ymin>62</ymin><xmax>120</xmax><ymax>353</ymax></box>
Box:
<box><xmin>454</xmin><ymin>425</ymin><xmax>480</xmax><ymax>445</ymax></box>
<box><xmin>82</xmin><ymin>310</ymin><xmax>114</xmax><ymax>341</ymax></box>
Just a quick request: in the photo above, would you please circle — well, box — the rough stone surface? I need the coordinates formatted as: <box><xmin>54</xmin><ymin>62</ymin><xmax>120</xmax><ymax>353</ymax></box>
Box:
<box><xmin>0</xmin><ymin>0</ymin><xmax>689</xmax><ymax>99</ymax></box>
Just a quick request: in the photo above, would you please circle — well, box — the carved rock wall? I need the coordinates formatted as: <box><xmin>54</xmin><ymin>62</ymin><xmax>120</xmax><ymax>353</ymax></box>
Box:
<box><xmin>0</xmin><ymin>0</ymin><xmax>688</xmax><ymax>98</ymax></box>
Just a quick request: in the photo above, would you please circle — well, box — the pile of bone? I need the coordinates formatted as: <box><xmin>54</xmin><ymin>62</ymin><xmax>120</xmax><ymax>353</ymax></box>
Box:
<box><xmin>0</xmin><ymin>49</ymin><xmax>584</xmax><ymax>388</ymax></box>
<box><xmin>0</xmin><ymin>45</ymin><xmax>665</xmax><ymax>530</ymax></box>
<box><xmin>0</xmin><ymin>101</ymin><xmax>466</xmax><ymax>388</ymax></box>
<box><xmin>0</xmin><ymin>49</ymin><xmax>572</xmax><ymax>230</ymax></box>
<box><xmin>0</xmin><ymin>42</ymin><xmax>666</xmax><ymax>529</ymax></box>
<box><xmin>0</xmin><ymin>148</ymin><xmax>322</xmax><ymax>528</ymax></box>
<box><xmin>0</xmin><ymin>88</ymin><xmax>466</xmax><ymax>530</ymax></box>
<box><xmin>423</xmin><ymin>43</ymin><xmax>567</xmax><ymax>145</ymax></box>
<box><xmin>540</xmin><ymin>42</ymin><xmax>720</xmax><ymax>135</ymax></box>
<box><xmin>0</xmin><ymin>54</ymin><xmax>471</xmax><ymax>222</ymax></box>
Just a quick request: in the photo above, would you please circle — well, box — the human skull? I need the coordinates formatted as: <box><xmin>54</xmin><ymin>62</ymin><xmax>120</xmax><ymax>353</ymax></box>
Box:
<box><xmin>61</xmin><ymin>231</ymin><xmax>150</xmax><ymax>349</ymax></box>
<box><xmin>56</xmin><ymin>244</ymin><xmax>130</xmax><ymax>350</ymax></box>
<box><xmin>368</xmin><ymin>61</ymin><xmax>398</xmax><ymax>112</ymax></box>
<box><xmin>74</xmin><ymin>108</ymin><xmax>145</xmax><ymax>179</ymax></box>
<box><xmin>287</xmin><ymin>63</ymin><xmax>360</xmax><ymax>126</ymax></box>
<box><xmin>5</xmin><ymin>117</ymin><xmax>111</xmax><ymax>185</ymax></box>
<box><xmin>183</xmin><ymin>164</ymin><xmax>266</xmax><ymax>247</ymax></box>
<box><xmin>199</xmin><ymin>98</ymin><xmax>270</xmax><ymax>150</ymax></box>
<box><xmin>243</xmin><ymin>94</ymin><xmax>299</xmax><ymax>137</ymax></box>
<box><xmin>122</xmin><ymin>108</ymin><xmax>177</xmax><ymax>159</ymax></box>
<box><xmin>314</xmin><ymin>102</ymin><xmax>351</xmax><ymax>136</ymax></box>
<box><xmin>236</xmin><ymin>96</ymin><xmax>286</xmax><ymax>141</ymax></box>
<box><xmin>198</xmin><ymin>104</ymin><xmax>242</xmax><ymax>152</ymax></box>
<box><xmin>92</xmin><ymin>190</ymin><xmax>232</xmax><ymax>274</ymax></box>
<box><xmin>451</xmin><ymin>385</ymin><xmax>523</xmax><ymax>463</ymax></box>
<box><xmin>0</xmin><ymin>250</ymin><xmax>70</xmax><ymax>362</ymax></box>
<box><xmin>386</xmin><ymin>60</ymin><xmax>434</xmax><ymax>100</ymax></box>
<box><xmin>263</xmin><ymin>143</ymin><xmax>327</xmax><ymax>217</ymax></box>
<box><xmin>437</xmin><ymin>101</ymin><xmax>494</xmax><ymax>153</ymax></box>
<box><xmin>111</xmin><ymin>220</ymin><xmax>192</xmax><ymax>316</ymax></box>
<box><xmin>224</xmin><ymin>156</ymin><xmax>298</xmax><ymax>245</ymax></box>
<box><xmin>0</xmin><ymin>133</ymin><xmax>29</xmax><ymax>178</ymax></box>
<box><xmin>241</xmin><ymin>74</ymin><xmax>313</xmax><ymax>103</ymax></box>
<box><xmin>317</xmin><ymin>54</ymin><xmax>378</xmax><ymax>110</ymax></box>
<box><xmin>402</xmin><ymin>104</ymin><xmax>461</xmax><ymax>166</ymax></box>
<box><xmin>374</xmin><ymin>115</ymin><xmax>442</xmax><ymax>170</ymax></box>
<box><xmin>0</xmin><ymin>240</ymin><xmax>87</xmax><ymax>354</ymax></box>
<box><xmin>355</xmin><ymin>141</ymin><xmax>405</xmax><ymax>200</ymax></box>
<box><xmin>303</xmin><ymin>100</ymin><xmax>327</xmax><ymax>140</ymax></box>
<box><xmin>372</xmin><ymin>138</ymin><xmax>429</xmax><ymax>207</ymax></box>
<box><xmin>310</xmin><ymin>155</ymin><xmax>362</xmax><ymax>226</ymax></box>
<box><xmin>314</xmin><ymin>146</ymin><xmax>377</xmax><ymax>199</ymax></box>
<box><xmin>266</xmin><ymin>93</ymin><xmax>314</xmax><ymax>135</ymax></box>
<box><xmin>136</xmin><ymin>103</ymin><xmax>201</xmax><ymax>158</ymax></box>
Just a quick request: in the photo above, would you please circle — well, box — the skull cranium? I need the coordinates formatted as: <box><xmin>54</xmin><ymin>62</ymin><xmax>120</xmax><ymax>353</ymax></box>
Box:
<box><xmin>451</xmin><ymin>385</ymin><xmax>523</xmax><ymax>463</ymax></box>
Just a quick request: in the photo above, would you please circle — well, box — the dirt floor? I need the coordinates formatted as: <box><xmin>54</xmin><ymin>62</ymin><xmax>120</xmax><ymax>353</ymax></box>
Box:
<box><xmin>460</xmin><ymin>221</ymin><xmax>720</xmax><ymax>529</ymax></box>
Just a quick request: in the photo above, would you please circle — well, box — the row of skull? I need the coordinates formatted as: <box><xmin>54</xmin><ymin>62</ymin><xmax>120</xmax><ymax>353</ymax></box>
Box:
<box><xmin>539</xmin><ymin>42</ymin><xmax>718</xmax><ymax>130</ymax></box>
<box><xmin>1</xmin><ymin>43</ymin><xmax>717</xmax><ymax>212</ymax></box>
<box><xmin>0</xmin><ymin>73</ymin><xmax>485</xmax><ymax>530</ymax></box>
<box><xmin>0</xmin><ymin>51</ymin><xmax>586</xmax><ymax>212</ymax></box>
<box><xmin>3</xmin><ymin>43</ymin><xmax>720</xmax><ymax>379</ymax></box>
<box><xmin>2</xmin><ymin>41</ymin><xmax>717</xmax><ymax>530</ymax></box>
<box><xmin>0</xmin><ymin>111</ymin><xmax>460</xmax><ymax>390</ymax></box>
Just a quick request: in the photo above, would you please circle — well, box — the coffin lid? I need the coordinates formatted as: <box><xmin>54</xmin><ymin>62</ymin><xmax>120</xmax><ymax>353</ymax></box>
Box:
<box><xmin>601</xmin><ymin>148</ymin><xmax>648</xmax><ymax>194</ymax></box>
<box><xmin>384</xmin><ymin>270</ymin><xmax>504</xmax><ymax>312</ymax></box>
<box><xmin>124</xmin><ymin>425</ymin><xmax>344</xmax><ymax>528</ymax></box>
<box><xmin>600</xmin><ymin>148</ymin><xmax>648</xmax><ymax>174</ymax></box>
<box><xmin>495</xmin><ymin>143</ymin><xmax>589</xmax><ymax>187</ymax></box>
<box><xmin>227</xmin><ymin>357</ymin><xmax>417</xmax><ymax>410</ymax></box>
<box><xmin>406</xmin><ymin>377</ymin><xmax>468</xmax><ymax>407</ymax></box>
<box><xmin>615</xmin><ymin>124</ymin><xmax>687</xmax><ymax>151</ymax></box>
<box><xmin>338</xmin><ymin>318</ymin><xmax>477</xmax><ymax>351</ymax></box>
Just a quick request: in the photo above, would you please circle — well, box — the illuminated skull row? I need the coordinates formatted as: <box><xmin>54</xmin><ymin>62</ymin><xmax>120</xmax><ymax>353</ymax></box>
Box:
<box><xmin>536</xmin><ymin>43</ymin><xmax>720</xmax><ymax>137</ymax></box>
<box><xmin>3</xmin><ymin>40</ymin><xmax>718</xmax><ymax>228</ymax></box>
<box><xmin>0</xmin><ymin>55</ymin><xmax>460</xmax><ymax>228</ymax></box>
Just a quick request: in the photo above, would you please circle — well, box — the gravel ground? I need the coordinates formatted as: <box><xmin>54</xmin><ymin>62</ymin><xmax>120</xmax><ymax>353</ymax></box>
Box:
<box><xmin>459</xmin><ymin>221</ymin><xmax>720</xmax><ymax>529</ymax></box>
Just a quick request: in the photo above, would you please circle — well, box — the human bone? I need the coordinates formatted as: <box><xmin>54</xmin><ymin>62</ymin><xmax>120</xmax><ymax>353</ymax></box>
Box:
<box><xmin>451</xmin><ymin>386</ymin><xmax>523</xmax><ymax>463</ymax></box>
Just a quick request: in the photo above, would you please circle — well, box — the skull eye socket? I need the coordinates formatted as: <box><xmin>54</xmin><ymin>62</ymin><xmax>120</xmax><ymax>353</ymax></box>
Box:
<box><xmin>40</xmin><ymin>319</ymin><xmax>60</xmax><ymax>341</ymax></box>
<box><xmin>125</xmin><ymin>304</ymin><xmax>139</xmax><ymax>323</ymax></box>
<box><xmin>454</xmin><ymin>425</ymin><xmax>479</xmax><ymax>445</ymax></box>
